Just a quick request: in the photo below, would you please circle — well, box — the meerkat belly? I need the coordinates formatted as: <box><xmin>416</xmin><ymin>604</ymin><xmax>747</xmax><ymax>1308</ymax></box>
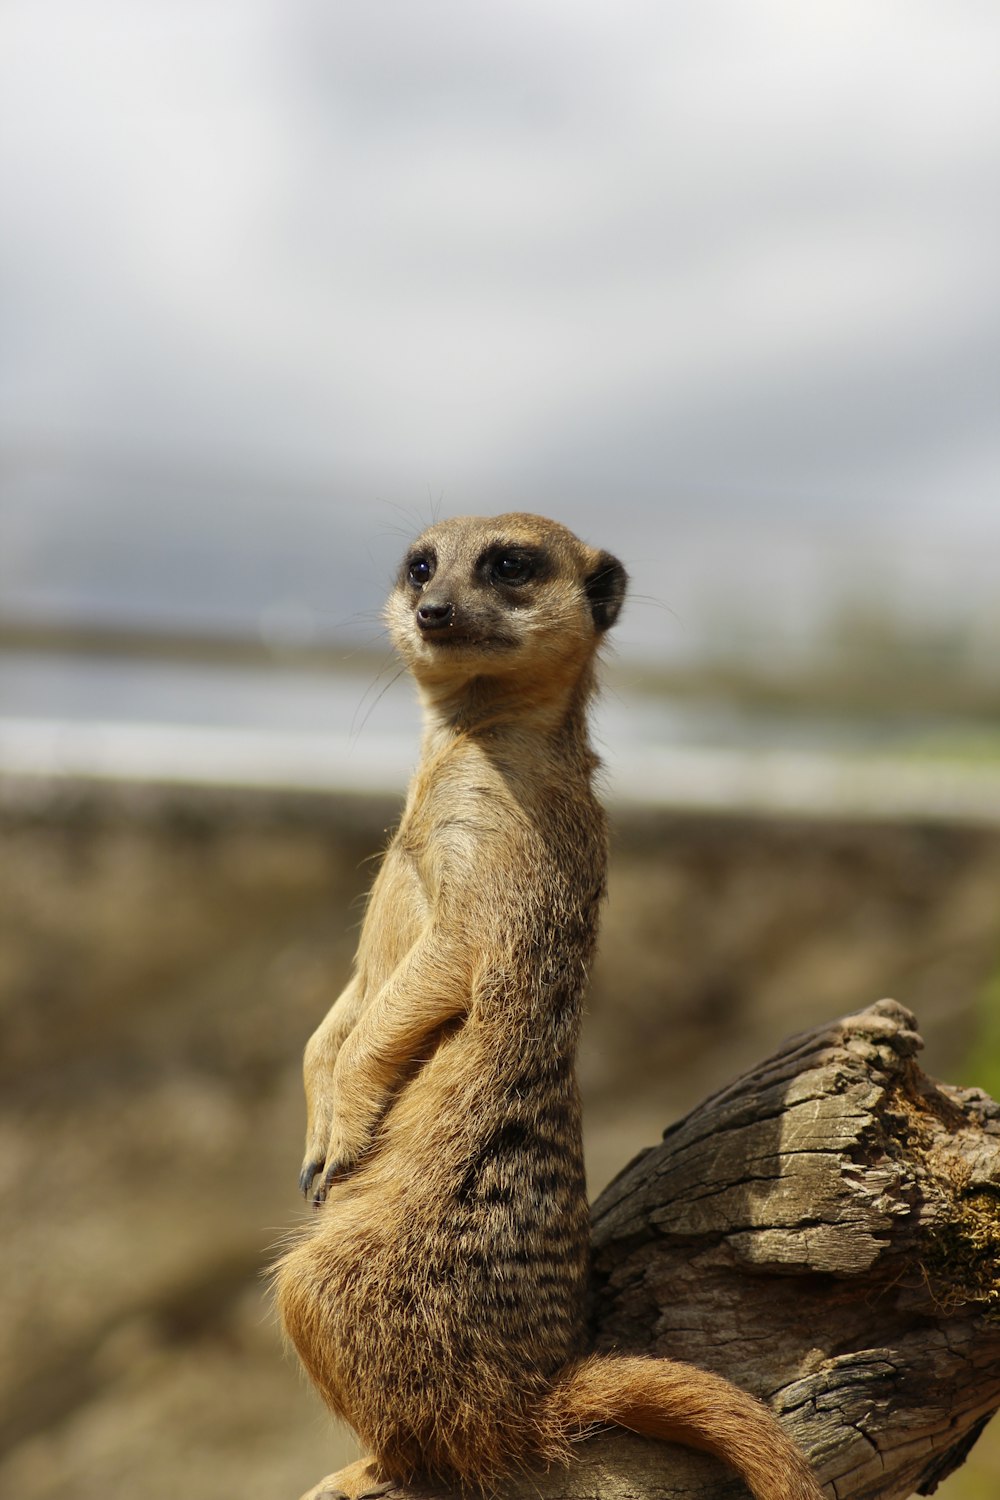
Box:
<box><xmin>388</xmin><ymin>1022</ymin><xmax>590</xmax><ymax>1316</ymax></box>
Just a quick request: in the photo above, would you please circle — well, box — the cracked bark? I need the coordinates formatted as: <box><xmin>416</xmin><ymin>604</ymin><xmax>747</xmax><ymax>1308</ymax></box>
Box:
<box><xmin>367</xmin><ymin>1000</ymin><xmax>1000</xmax><ymax>1500</ymax></box>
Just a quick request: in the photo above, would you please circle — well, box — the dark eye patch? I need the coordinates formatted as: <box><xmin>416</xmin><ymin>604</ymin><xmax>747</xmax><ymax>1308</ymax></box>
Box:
<box><xmin>403</xmin><ymin>550</ymin><xmax>436</xmax><ymax>588</ymax></box>
<box><xmin>478</xmin><ymin>543</ymin><xmax>549</xmax><ymax>589</ymax></box>
<box><xmin>493</xmin><ymin>553</ymin><xmax>533</xmax><ymax>584</ymax></box>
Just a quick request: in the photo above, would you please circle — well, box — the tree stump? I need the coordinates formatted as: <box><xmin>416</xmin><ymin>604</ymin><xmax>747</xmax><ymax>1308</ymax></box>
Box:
<box><xmin>346</xmin><ymin>1001</ymin><xmax>1000</xmax><ymax>1500</ymax></box>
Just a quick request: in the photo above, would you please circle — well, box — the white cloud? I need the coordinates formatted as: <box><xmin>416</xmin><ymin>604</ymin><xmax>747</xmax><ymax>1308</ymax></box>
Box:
<box><xmin>2</xmin><ymin>0</ymin><xmax>999</xmax><ymax>640</ymax></box>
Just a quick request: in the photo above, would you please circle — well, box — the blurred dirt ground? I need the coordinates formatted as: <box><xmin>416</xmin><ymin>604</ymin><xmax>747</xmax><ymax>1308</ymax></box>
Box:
<box><xmin>1</xmin><ymin>777</ymin><xmax>999</xmax><ymax>1500</ymax></box>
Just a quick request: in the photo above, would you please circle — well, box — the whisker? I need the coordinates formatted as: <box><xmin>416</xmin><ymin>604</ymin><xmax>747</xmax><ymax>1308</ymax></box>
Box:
<box><xmin>374</xmin><ymin>495</ymin><xmax>440</xmax><ymax>539</ymax></box>
<box><xmin>625</xmin><ymin>590</ymin><xmax>683</xmax><ymax>626</ymax></box>
<box><xmin>426</xmin><ymin>486</ymin><xmax>445</xmax><ymax>526</ymax></box>
<box><xmin>350</xmin><ymin>664</ymin><xmax>408</xmax><ymax>743</ymax></box>
<box><xmin>349</xmin><ymin>647</ymin><xmax>402</xmax><ymax>721</ymax></box>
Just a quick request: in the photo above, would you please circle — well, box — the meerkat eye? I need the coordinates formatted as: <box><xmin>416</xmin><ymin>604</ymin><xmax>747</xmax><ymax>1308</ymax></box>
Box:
<box><xmin>491</xmin><ymin>553</ymin><xmax>533</xmax><ymax>586</ymax></box>
<box><xmin>407</xmin><ymin>555</ymin><xmax>434</xmax><ymax>587</ymax></box>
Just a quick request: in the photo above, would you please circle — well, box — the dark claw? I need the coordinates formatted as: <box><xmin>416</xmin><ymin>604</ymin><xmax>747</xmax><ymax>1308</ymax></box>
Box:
<box><xmin>312</xmin><ymin>1156</ymin><xmax>352</xmax><ymax>1208</ymax></box>
<box><xmin>299</xmin><ymin>1159</ymin><xmax>323</xmax><ymax>1198</ymax></box>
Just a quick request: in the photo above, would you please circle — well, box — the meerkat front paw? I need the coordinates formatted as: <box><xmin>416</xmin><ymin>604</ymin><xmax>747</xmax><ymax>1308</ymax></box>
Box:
<box><xmin>301</xmin><ymin>1111</ymin><xmax>378</xmax><ymax>1205</ymax></box>
<box><xmin>299</xmin><ymin>1107</ymin><xmax>336</xmax><ymax>1200</ymax></box>
<box><xmin>309</xmin><ymin>1126</ymin><xmax>370</xmax><ymax>1206</ymax></box>
<box><xmin>299</xmin><ymin>1091</ymin><xmax>357</xmax><ymax>1201</ymax></box>
<box><xmin>310</xmin><ymin>1156</ymin><xmax>354</xmax><ymax>1207</ymax></box>
<box><xmin>298</xmin><ymin>1151</ymin><xmax>326</xmax><ymax>1199</ymax></box>
<box><xmin>301</xmin><ymin>1457</ymin><xmax>395</xmax><ymax>1500</ymax></box>
<box><xmin>299</xmin><ymin>1141</ymin><xmax>353</xmax><ymax>1205</ymax></box>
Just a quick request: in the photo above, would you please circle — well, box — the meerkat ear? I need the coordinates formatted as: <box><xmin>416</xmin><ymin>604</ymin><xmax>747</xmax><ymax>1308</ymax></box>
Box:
<box><xmin>584</xmin><ymin>551</ymin><xmax>628</xmax><ymax>632</ymax></box>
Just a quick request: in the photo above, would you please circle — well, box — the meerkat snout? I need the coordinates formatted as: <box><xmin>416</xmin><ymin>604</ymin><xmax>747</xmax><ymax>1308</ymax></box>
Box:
<box><xmin>416</xmin><ymin>599</ymin><xmax>455</xmax><ymax>633</ymax></box>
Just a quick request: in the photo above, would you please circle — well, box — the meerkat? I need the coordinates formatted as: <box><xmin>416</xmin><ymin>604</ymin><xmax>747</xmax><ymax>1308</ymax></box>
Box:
<box><xmin>274</xmin><ymin>513</ymin><xmax>822</xmax><ymax>1500</ymax></box>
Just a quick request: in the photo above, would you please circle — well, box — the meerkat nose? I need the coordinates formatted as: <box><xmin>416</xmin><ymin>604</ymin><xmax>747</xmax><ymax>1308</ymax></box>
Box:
<box><xmin>416</xmin><ymin>600</ymin><xmax>455</xmax><ymax>631</ymax></box>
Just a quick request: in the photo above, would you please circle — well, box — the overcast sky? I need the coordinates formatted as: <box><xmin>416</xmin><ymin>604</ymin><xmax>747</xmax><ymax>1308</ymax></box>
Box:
<box><xmin>1</xmin><ymin>1</ymin><xmax>999</xmax><ymax>659</ymax></box>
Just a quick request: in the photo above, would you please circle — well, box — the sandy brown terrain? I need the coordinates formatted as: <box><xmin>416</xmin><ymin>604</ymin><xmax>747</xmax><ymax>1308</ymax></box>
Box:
<box><xmin>1</xmin><ymin>776</ymin><xmax>998</xmax><ymax>1500</ymax></box>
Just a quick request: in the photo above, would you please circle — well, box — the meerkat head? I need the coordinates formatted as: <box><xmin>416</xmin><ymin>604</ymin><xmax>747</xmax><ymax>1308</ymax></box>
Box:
<box><xmin>385</xmin><ymin>513</ymin><xmax>627</xmax><ymax>711</ymax></box>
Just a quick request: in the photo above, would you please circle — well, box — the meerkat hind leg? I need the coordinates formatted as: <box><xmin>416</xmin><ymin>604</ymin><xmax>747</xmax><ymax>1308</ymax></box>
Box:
<box><xmin>300</xmin><ymin>1457</ymin><xmax>395</xmax><ymax>1500</ymax></box>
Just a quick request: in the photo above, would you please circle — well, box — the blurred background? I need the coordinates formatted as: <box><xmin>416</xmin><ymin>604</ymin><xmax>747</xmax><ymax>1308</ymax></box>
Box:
<box><xmin>1</xmin><ymin>3</ymin><xmax>998</xmax><ymax>1497</ymax></box>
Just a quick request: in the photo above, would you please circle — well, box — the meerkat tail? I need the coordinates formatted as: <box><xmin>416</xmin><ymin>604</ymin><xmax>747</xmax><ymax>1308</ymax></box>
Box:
<box><xmin>538</xmin><ymin>1355</ymin><xmax>823</xmax><ymax>1500</ymax></box>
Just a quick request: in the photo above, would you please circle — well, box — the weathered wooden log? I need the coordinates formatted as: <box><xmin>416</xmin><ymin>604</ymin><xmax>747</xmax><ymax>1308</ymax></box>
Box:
<box><xmin>347</xmin><ymin>1001</ymin><xmax>1000</xmax><ymax>1500</ymax></box>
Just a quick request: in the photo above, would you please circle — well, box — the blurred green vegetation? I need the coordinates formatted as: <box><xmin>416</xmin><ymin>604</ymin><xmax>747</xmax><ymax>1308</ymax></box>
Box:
<box><xmin>905</xmin><ymin>732</ymin><xmax>1000</xmax><ymax>767</ymax></box>
<box><xmin>966</xmin><ymin>964</ymin><xmax>1000</xmax><ymax>1103</ymax></box>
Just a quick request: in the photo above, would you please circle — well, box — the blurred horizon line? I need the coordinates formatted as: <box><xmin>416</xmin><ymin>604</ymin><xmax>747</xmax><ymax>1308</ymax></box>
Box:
<box><xmin>2</xmin><ymin>607</ymin><xmax>999</xmax><ymax>721</ymax></box>
<box><xmin>3</xmin><ymin>715</ymin><xmax>1000</xmax><ymax>828</ymax></box>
